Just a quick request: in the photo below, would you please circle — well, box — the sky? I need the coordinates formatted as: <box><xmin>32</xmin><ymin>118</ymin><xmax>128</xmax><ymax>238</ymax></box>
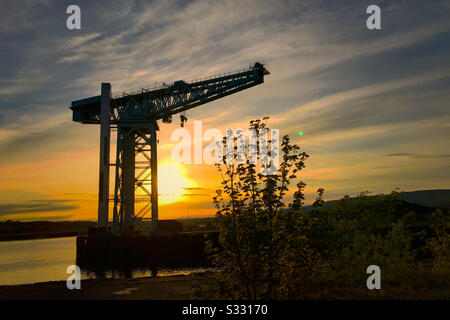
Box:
<box><xmin>0</xmin><ymin>0</ymin><xmax>449</xmax><ymax>221</ymax></box>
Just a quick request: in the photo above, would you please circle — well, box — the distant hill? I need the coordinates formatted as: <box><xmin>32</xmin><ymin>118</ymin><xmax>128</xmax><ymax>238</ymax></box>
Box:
<box><xmin>398</xmin><ymin>189</ymin><xmax>450</xmax><ymax>209</ymax></box>
<box><xmin>303</xmin><ymin>189</ymin><xmax>450</xmax><ymax>213</ymax></box>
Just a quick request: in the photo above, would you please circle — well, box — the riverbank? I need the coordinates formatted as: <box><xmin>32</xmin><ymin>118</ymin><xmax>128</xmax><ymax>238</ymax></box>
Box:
<box><xmin>1</xmin><ymin>270</ymin><xmax>448</xmax><ymax>300</ymax></box>
<box><xmin>0</xmin><ymin>218</ymin><xmax>217</xmax><ymax>242</ymax></box>
<box><xmin>0</xmin><ymin>272</ymin><xmax>209</xmax><ymax>300</ymax></box>
<box><xmin>0</xmin><ymin>221</ymin><xmax>95</xmax><ymax>242</ymax></box>
<box><xmin>0</xmin><ymin>232</ymin><xmax>79</xmax><ymax>241</ymax></box>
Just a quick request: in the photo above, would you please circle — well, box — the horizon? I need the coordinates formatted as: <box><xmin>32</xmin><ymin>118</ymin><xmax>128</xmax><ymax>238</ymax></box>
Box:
<box><xmin>2</xmin><ymin>188</ymin><xmax>449</xmax><ymax>222</ymax></box>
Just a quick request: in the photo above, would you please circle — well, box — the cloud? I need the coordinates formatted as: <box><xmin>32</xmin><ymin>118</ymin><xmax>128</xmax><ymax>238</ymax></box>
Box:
<box><xmin>19</xmin><ymin>214</ymin><xmax>75</xmax><ymax>221</ymax></box>
<box><xmin>0</xmin><ymin>199</ymin><xmax>78</xmax><ymax>216</ymax></box>
<box><xmin>278</xmin><ymin>68</ymin><xmax>450</xmax><ymax>129</ymax></box>
<box><xmin>385</xmin><ymin>153</ymin><xmax>413</xmax><ymax>157</ymax></box>
<box><xmin>0</xmin><ymin>115</ymin><xmax>98</xmax><ymax>165</ymax></box>
<box><xmin>0</xmin><ymin>0</ymin><xmax>51</xmax><ymax>33</ymax></box>
<box><xmin>385</xmin><ymin>153</ymin><xmax>450</xmax><ymax>159</ymax></box>
<box><xmin>63</xmin><ymin>33</ymin><xmax>103</xmax><ymax>50</ymax></box>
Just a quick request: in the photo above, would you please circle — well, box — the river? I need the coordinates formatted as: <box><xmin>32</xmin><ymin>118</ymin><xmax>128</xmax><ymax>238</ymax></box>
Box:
<box><xmin>0</xmin><ymin>236</ymin><xmax>203</xmax><ymax>286</ymax></box>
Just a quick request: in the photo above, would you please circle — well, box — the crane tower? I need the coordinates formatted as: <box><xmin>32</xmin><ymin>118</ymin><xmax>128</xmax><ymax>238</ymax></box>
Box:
<box><xmin>70</xmin><ymin>62</ymin><xmax>270</xmax><ymax>234</ymax></box>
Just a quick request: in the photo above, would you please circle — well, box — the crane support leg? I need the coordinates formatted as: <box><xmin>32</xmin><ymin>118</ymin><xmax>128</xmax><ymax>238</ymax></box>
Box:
<box><xmin>150</xmin><ymin>128</ymin><xmax>158</xmax><ymax>233</ymax></box>
<box><xmin>122</xmin><ymin>128</ymin><xmax>136</xmax><ymax>227</ymax></box>
<box><xmin>112</xmin><ymin>122</ymin><xmax>159</xmax><ymax>234</ymax></box>
<box><xmin>97</xmin><ymin>83</ymin><xmax>111</xmax><ymax>229</ymax></box>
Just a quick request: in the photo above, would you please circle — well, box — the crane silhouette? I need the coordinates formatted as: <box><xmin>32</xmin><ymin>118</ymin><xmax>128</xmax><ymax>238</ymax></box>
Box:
<box><xmin>70</xmin><ymin>62</ymin><xmax>270</xmax><ymax>234</ymax></box>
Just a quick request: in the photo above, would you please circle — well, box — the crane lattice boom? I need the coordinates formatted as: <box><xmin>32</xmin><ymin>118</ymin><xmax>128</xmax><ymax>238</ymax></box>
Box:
<box><xmin>71</xmin><ymin>62</ymin><xmax>269</xmax><ymax>124</ymax></box>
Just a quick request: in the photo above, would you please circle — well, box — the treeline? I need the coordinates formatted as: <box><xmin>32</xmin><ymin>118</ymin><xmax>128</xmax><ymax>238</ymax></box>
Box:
<box><xmin>0</xmin><ymin>220</ymin><xmax>96</xmax><ymax>241</ymax></box>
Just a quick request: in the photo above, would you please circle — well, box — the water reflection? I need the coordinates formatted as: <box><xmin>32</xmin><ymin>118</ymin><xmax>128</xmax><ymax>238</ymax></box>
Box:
<box><xmin>0</xmin><ymin>237</ymin><xmax>206</xmax><ymax>286</ymax></box>
<box><xmin>82</xmin><ymin>267</ymin><xmax>207</xmax><ymax>280</ymax></box>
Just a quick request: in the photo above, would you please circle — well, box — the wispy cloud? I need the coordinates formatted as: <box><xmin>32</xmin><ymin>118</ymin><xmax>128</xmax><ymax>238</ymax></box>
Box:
<box><xmin>385</xmin><ymin>153</ymin><xmax>450</xmax><ymax>159</ymax></box>
<box><xmin>0</xmin><ymin>199</ymin><xmax>78</xmax><ymax>216</ymax></box>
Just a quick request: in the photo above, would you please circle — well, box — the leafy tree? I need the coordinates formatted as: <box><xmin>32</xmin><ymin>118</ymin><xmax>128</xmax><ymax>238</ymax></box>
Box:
<box><xmin>202</xmin><ymin>118</ymin><xmax>323</xmax><ymax>299</ymax></box>
<box><xmin>312</xmin><ymin>188</ymin><xmax>325</xmax><ymax>208</ymax></box>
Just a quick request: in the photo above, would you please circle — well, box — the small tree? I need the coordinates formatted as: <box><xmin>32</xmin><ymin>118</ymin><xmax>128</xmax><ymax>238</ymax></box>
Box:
<box><xmin>202</xmin><ymin>118</ymin><xmax>323</xmax><ymax>299</ymax></box>
<box><xmin>312</xmin><ymin>188</ymin><xmax>325</xmax><ymax>208</ymax></box>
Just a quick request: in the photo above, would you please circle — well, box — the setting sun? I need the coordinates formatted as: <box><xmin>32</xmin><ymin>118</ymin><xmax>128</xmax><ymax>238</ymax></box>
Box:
<box><xmin>157</xmin><ymin>163</ymin><xmax>195</xmax><ymax>205</ymax></box>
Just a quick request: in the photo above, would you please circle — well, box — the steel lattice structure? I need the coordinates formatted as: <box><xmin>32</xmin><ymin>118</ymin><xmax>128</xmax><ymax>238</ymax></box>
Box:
<box><xmin>70</xmin><ymin>62</ymin><xmax>269</xmax><ymax>234</ymax></box>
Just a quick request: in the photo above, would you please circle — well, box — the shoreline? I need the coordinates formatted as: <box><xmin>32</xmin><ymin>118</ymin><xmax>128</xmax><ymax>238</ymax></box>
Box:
<box><xmin>0</xmin><ymin>272</ymin><xmax>208</xmax><ymax>300</ymax></box>
<box><xmin>0</xmin><ymin>232</ymin><xmax>80</xmax><ymax>242</ymax></box>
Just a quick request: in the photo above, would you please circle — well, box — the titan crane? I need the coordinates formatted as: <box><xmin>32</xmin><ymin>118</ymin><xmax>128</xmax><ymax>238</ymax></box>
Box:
<box><xmin>70</xmin><ymin>62</ymin><xmax>270</xmax><ymax>235</ymax></box>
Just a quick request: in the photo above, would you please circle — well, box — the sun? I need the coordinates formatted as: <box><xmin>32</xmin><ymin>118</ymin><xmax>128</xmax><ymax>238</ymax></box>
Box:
<box><xmin>157</xmin><ymin>163</ymin><xmax>194</xmax><ymax>204</ymax></box>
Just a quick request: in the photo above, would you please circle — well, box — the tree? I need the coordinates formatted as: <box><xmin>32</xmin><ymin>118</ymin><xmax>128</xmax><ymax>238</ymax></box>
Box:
<box><xmin>427</xmin><ymin>209</ymin><xmax>450</xmax><ymax>275</ymax></box>
<box><xmin>201</xmin><ymin>118</ymin><xmax>323</xmax><ymax>299</ymax></box>
<box><xmin>312</xmin><ymin>188</ymin><xmax>325</xmax><ymax>208</ymax></box>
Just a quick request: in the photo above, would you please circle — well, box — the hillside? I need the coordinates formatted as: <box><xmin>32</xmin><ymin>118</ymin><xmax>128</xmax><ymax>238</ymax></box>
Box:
<box><xmin>303</xmin><ymin>189</ymin><xmax>450</xmax><ymax>213</ymax></box>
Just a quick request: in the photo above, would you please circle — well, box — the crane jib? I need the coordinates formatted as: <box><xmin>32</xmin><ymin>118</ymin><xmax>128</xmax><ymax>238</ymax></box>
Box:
<box><xmin>70</xmin><ymin>62</ymin><xmax>269</xmax><ymax>124</ymax></box>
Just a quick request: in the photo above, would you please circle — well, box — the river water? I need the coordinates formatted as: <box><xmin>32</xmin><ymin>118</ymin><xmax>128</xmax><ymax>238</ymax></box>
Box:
<box><xmin>0</xmin><ymin>236</ymin><xmax>202</xmax><ymax>286</ymax></box>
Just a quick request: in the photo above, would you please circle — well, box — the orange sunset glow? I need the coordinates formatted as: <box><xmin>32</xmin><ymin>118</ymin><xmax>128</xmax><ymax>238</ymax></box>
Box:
<box><xmin>0</xmin><ymin>1</ymin><xmax>448</xmax><ymax>223</ymax></box>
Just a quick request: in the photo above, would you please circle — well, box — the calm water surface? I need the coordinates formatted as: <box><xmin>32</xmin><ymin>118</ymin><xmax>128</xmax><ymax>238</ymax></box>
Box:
<box><xmin>0</xmin><ymin>237</ymin><xmax>202</xmax><ymax>286</ymax></box>
<box><xmin>0</xmin><ymin>237</ymin><xmax>77</xmax><ymax>285</ymax></box>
